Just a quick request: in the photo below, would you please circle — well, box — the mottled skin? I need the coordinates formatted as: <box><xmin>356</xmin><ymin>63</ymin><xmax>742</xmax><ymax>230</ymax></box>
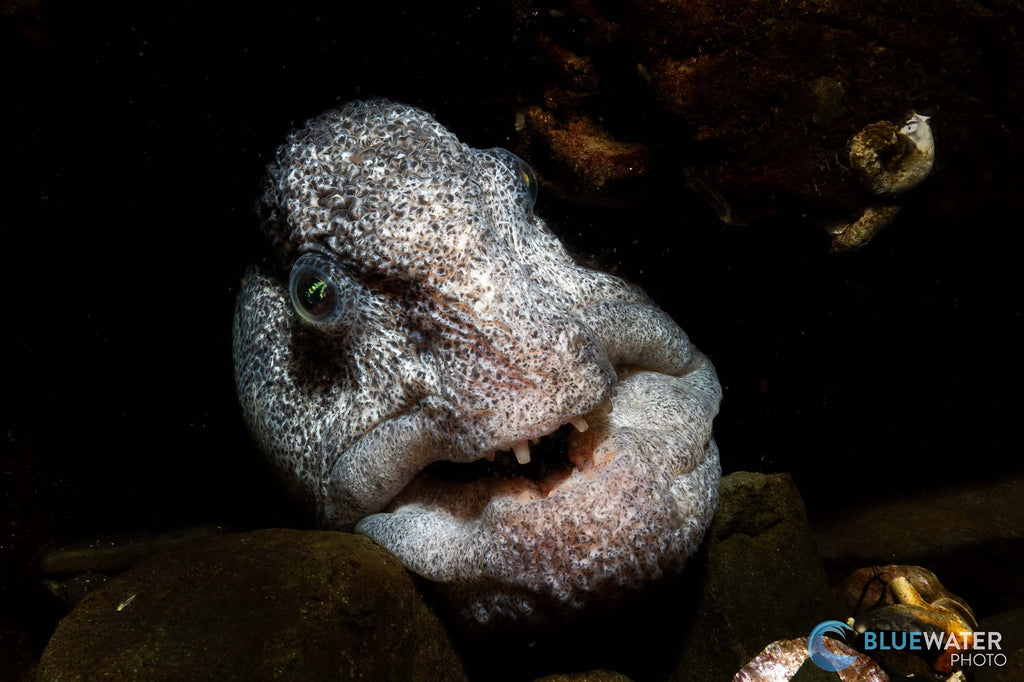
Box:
<box><xmin>233</xmin><ymin>100</ymin><xmax>721</xmax><ymax>623</ymax></box>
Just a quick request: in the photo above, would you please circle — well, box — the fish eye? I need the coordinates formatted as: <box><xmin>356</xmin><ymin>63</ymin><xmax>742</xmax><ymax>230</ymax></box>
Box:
<box><xmin>485</xmin><ymin>148</ymin><xmax>540</xmax><ymax>211</ymax></box>
<box><xmin>516</xmin><ymin>157</ymin><xmax>539</xmax><ymax>209</ymax></box>
<box><xmin>289</xmin><ymin>260</ymin><xmax>338</xmax><ymax>323</ymax></box>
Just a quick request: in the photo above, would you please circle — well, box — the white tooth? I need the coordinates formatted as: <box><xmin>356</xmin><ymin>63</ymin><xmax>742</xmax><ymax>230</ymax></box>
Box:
<box><xmin>512</xmin><ymin>440</ymin><xmax>531</xmax><ymax>465</ymax></box>
<box><xmin>570</xmin><ymin>416</ymin><xmax>589</xmax><ymax>433</ymax></box>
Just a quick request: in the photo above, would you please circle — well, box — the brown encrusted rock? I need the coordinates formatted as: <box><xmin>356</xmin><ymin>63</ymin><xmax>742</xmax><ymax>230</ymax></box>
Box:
<box><xmin>37</xmin><ymin>529</ymin><xmax>466</xmax><ymax>681</ymax></box>
<box><xmin>518</xmin><ymin>105</ymin><xmax>651</xmax><ymax>205</ymax></box>
<box><xmin>511</xmin><ymin>0</ymin><xmax>1024</xmax><ymax>229</ymax></box>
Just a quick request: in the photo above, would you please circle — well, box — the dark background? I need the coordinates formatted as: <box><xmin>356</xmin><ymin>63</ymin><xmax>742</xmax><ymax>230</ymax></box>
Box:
<box><xmin>2</xmin><ymin>0</ymin><xmax>1020</xmax><ymax>670</ymax></box>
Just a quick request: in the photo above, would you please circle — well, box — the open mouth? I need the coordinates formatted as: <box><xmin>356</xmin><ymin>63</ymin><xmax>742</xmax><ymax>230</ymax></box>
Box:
<box><xmin>355</xmin><ymin>360</ymin><xmax>721</xmax><ymax>626</ymax></box>
<box><xmin>418</xmin><ymin>413</ymin><xmax>596</xmax><ymax>500</ymax></box>
<box><xmin>330</xmin><ymin>299</ymin><xmax>723</xmax><ymax>625</ymax></box>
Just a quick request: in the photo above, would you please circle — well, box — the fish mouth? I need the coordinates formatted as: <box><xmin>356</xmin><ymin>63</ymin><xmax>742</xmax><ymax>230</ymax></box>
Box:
<box><xmin>309</xmin><ymin>298</ymin><xmax>725</xmax><ymax>625</ymax></box>
<box><xmin>355</xmin><ymin>357</ymin><xmax>721</xmax><ymax>625</ymax></box>
<box><xmin>400</xmin><ymin>401</ymin><xmax>609</xmax><ymax>510</ymax></box>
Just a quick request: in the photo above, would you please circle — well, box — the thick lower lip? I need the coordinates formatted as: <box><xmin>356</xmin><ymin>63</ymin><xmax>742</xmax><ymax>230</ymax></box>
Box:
<box><xmin>353</xmin><ymin>361</ymin><xmax>722</xmax><ymax>624</ymax></box>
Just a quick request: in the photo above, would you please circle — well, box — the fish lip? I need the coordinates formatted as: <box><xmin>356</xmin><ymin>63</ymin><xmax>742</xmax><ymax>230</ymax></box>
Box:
<box><xmin>364</xmin><ymin>364</ymin><xmax>640</xmax><ymax>520</ymax></box>
<box><xmin>330</xmin><ymin>295</ymin><xmax>706</xmax><ymax>526</ymax></box>
<box><xmin>466</xmin><ymin>381</ymin><xmax>612</xmax><ymax>462</ymax></box>
<box><xmin>379</xmin><ymin>396</ymin><xmax>614</xmax><ymax>516</ymax></box>
<box><xmin>417</xmin><ymin>405</ymin><xmax>609</xmax><ymax>502</ymax></box>
<box><xmin>320</xmin><ymin>372</ymin><xmax>615</xmax><ymax>527</ymax></box>
<box><xmin>354</xmin><ymin>364</ymin><xmax>722</xmax><ymax>624</ymax></box>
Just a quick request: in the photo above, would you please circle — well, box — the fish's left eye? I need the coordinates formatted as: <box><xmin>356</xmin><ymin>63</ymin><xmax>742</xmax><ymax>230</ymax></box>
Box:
<box><xmin>485</xmin><ymin>148</ymin><xmax>540</xmax><ymax>212</ymax></box>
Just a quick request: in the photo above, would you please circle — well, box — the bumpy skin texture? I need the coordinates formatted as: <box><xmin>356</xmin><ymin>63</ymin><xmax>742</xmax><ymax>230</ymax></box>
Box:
<box><xmin>233</xmin><ymin>100</ymin><xmax>722</xmax><ymax>623</ymax></box>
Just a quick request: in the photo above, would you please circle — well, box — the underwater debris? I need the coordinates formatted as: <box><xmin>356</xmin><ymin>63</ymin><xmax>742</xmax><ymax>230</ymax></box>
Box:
<box><xmin>839</xmin><ymin>565</ymin><xmax>979</xmax><ymax>677</ymax></box>
<box><xmin>826</xmin><ymin>205</ymin><xmax>901</xmax><ymax>253</ymax></box>
<box><xmin>733</xmin><ymin>637</ymin><xmax>888</xmax><ymax>681</ymax></box>
<box><xmin>682</xmin><ymin>166</ymin><xmax>746</xmax><ymax>226</ymax></box>
<box><xmin>822</xmin><ymin>113</ymin><xmax>935</xmax><ymax>251</ymax></box>
<box><xmin>849</xmin><ymin>113</ymin><xmax>935</xmax><ymax>198</ymax></box>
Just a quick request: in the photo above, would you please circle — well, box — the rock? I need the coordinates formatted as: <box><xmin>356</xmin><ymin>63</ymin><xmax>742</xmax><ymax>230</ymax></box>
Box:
<box><xmin>667</xmin><ymin>471</ymin><xmax>832</xmax><ymax>681</ymax></box>
<box><xmin>37</xmin><ymin>529</ymin><xmax>466</xmax><ymax>681</ymax></box>
<box><xmin>815</xmin><ymin>472</ymin><xmax>1024</xmax><ymax>619</ymax></box>
<box><xmin>35</xmin><ymin>525</ymin><xmax>226</xmax><ymax>576</ymax></box>
<box><xmin>42</xmin><ymin>572</ymin><xmax>111</xmax><ymax>609</ymax></box>
<box><xmin>516</xmin><ymin>105</ymin><xmax>651</xmax><ymax>206</ymax></box>
<box><xmin>733</xmin><ymin>637</ymin><xmax>888</xmax><ymax>681</ymax></box>
<box><xmin>511</xmin><ymin>0</ymin><xmax>1024</xmax><ymax>232</ymax></box>
<box><xmin>35</xmin><ymin>525</ymin><xmax>228</xmax><ymax>609</ymax></box>
<box><xmin>534</xmin><ymin>671</ymin><xmax>633</xmax><ymax>682</ymax></box>
<box><xmin>832</xmin><ymin>565</ymin><xmax>976</xmax><ymax>626</ymax></box>
<box><xmin>974</xmin><ymin>607</ymin><xmax>1024</xmax><ymax>682</ymax></box>
<box><xmin>833</xmin><ymin>565</ymin><xmax>977</xmax><ymax>676</ymax></box>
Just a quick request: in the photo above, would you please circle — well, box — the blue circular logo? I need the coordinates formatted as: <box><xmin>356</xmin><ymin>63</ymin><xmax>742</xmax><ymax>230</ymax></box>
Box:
<box><xmin>808</xmin><ymin>620</ymin><xmax>857</xmax><ymax>672</ymax></box>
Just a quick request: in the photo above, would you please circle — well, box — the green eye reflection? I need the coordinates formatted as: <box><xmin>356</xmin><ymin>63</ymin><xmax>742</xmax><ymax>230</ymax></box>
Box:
<box><xmin>302</xmin><ymin>277</ymin><xmax>331</xmax><ymax>308</ymax></box>
<box><xmin>290</xmin><ymin>266</ymin><xmax>337</xmax><ymax>323</ymax></box>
